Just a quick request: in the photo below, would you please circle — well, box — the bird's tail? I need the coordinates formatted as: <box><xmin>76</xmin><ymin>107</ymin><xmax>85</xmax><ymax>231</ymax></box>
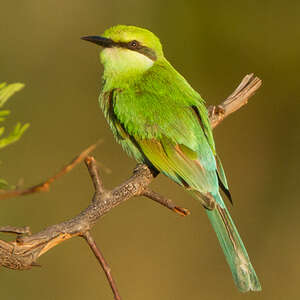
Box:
<box><xmin>206</xmin><ymin>193</ymin><xmax>261</xmax><ymax>292</ymax></box>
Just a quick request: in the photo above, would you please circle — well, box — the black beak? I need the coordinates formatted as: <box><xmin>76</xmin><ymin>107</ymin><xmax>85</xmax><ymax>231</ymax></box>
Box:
<box><xmin>81</xmin><ymin>36</ymin><xmax>114</xmax><ymax>48</ymax></box>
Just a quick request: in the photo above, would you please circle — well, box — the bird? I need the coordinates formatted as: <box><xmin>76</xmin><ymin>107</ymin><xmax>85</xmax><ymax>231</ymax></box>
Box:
<box><xmin>81</xmin><ymin>25</ymin><xmax>261</xmax><ymax>292</ymax></box>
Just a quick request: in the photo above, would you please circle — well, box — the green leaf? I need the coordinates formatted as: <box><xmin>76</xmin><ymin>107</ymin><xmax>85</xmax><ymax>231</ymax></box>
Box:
<box><xmin>0</xmin><ymin>122</ymin><xmax>30</xmax><ymax>149</ymax></box>
<box><xmin>0</xmin><ymin>110</ymin><xmax>11</xmax><ymax>122</ymax></box>
<box><xmin>0</xmin><ymin>82</ymin><xmax>25</xmax><ymax>108</ymax></box>
<box><xmin>0</xmin><ymin>81</ymin><xmax>28</xmax><ymax>187</ymax></box>
<box><xmin>0</xmin><ymin>82</ymin><xmax>29</xmax><ymax>149</ymax></box>
<box><xmin>0</xmin><ymin>127</ymin><xmax>5</xmax><ymax>137</ymax></box>
<box><xmin>0</xmin><ymin>178</ymin><xmax>9</xmax><ymax>189</ymax></box>
<box><xmin>0</xmin><ymin>110</ymin><xmax>10</xmax><ymax>116</ymax></box>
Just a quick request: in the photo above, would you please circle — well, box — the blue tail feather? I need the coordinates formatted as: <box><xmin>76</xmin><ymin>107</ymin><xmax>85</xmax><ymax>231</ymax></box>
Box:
<box><xmin>206</xmin><ymin>193</ymin><xmax>261</xmax><ymax>292</ymax></box>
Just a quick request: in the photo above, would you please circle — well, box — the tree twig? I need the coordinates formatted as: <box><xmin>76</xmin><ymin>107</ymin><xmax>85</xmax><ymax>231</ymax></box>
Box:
<box><xmin>0</xmin><ymin>74</ymin><xmax>262</xmax><ymax>298</ymax></box>
<box><xmin>208</xmin><ymin>74</ymin><xmax>262</xmax><ymax>128</ymax></box>
<box><xmin>0</xmin><ymin>226</ymin><xmax>31</xmax><ymax>235</ymax></box>
<box><xmin>85</xmin><ymin>156</ymin><xmax>104</xmax><ymax>194</ymax></box>
<box><xmin>0</xmin><ymin>141</ymin><xmax>101</xmax><ymax>200</ymax></box>
<box><xmin>142</xmin><ymin>188</ymin><xmax>190</xmax><ymax>216</ymax></box>
<box><xmin>83</xmin><ymin>231</ymin><xmax>121</xmax><ymax>300</ymax></box>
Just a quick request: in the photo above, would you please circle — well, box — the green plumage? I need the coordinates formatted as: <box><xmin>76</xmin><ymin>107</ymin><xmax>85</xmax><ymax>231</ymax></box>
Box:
<box><xmin>83</xmin><ymin>25</ymin><xmax>261</xmax><ymax>292</ymax></box>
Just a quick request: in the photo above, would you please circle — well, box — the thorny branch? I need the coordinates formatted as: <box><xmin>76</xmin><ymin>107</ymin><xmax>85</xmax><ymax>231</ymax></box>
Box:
<box><xmin>0</xmin><ymin>74</ymin><xmax>261</xmax><ymax>300</ymax></box>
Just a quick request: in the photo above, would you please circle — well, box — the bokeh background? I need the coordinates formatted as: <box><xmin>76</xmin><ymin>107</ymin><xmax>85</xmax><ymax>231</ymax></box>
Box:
<box><xmin>1</xmin><ymin>0</ymin><xmax>299</xmax><ymax>299</ymax></box>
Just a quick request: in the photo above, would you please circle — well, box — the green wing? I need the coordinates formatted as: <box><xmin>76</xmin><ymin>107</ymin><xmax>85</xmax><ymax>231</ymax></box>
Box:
<box><xmin>108</xmin><ymin>61</ymin><xmax>223</xmax><ymax>207</ymax></box>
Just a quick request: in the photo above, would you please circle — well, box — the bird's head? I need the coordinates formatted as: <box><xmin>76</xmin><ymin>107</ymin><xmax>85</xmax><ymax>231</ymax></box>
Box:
<box><xmin>81</xmin><ymin>25</ymin><xmax>164</xmax><ymax>77</ymax></box>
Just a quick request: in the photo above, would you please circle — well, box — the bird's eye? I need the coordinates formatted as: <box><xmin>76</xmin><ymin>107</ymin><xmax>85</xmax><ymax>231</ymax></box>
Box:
<box><xmin>129</xmin><ymin>40</ymin><xmax>138</xmax><ymax>48</ymax></box>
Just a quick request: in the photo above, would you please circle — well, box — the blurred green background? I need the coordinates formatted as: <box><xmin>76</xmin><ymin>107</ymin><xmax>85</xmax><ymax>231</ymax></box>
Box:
<box><xmin>1</xmin><ymin>0</ymin><xmax>299</xmax><ymax>299</ymax></box>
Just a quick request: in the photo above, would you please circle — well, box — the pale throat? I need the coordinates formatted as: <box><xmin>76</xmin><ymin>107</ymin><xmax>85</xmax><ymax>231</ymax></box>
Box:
<box><xmin>101</xmin><ymin>47</ymin><xmax>154</xmax><ymax>80</ymax></box>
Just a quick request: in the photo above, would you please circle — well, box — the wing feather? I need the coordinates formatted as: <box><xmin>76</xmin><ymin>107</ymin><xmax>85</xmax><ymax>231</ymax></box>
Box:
<box><xmin>103</xmin><ymin>61</ymin><xmax>230</xmax><ymax>205</ymax></box>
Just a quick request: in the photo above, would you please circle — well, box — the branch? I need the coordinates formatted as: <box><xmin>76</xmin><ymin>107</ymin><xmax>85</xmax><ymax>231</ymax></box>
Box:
<box><xmin>85</xmin><ymin>156</ymin><xmax>104</xmax><ymax>193</ymax></box>
<box><xmin>83</xmin><ymin>231</ymin><xmax>121</xmax><ymax>300</ymax></box>
<box><xmin>0</xmin><ymin>141</ymin><xmax>101</xmax><ymax>200</ymax></box>
<box><xmin>0</xmin><ymin>74</ymin><xmax>261</xmax><ymax>299</ymax></box>
<box><xmin>0</xmin><ymin>226</ymin><xmax>31</xmax><ymax>235</ymax></box>
<box><xmin>208</xmin><ymin>73</ymin><xmax>261</xmax><ymax>128</ymax></box>
<box><xmin>142</xmin><ymin>188</ymin><xmax>190</xmax><ymax>216</ymax></box>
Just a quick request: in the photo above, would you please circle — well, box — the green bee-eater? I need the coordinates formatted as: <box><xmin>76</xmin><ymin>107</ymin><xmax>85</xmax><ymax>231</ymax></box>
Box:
<box><xmin>82</xmin><ymin>25</ymin><xmax>261</xmax><ymax>292</ymax></box>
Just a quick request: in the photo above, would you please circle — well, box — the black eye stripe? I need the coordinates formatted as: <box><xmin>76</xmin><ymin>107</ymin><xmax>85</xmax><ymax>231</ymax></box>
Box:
<box><xmin>137</xmin><ymin>46</ymin><xmax>157</xmax><ymax>61</ymax></box>
<box><xmin>114</xmin><ymin>40</ymin><xmax>157</xmax><ymax>61</ymax></box>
